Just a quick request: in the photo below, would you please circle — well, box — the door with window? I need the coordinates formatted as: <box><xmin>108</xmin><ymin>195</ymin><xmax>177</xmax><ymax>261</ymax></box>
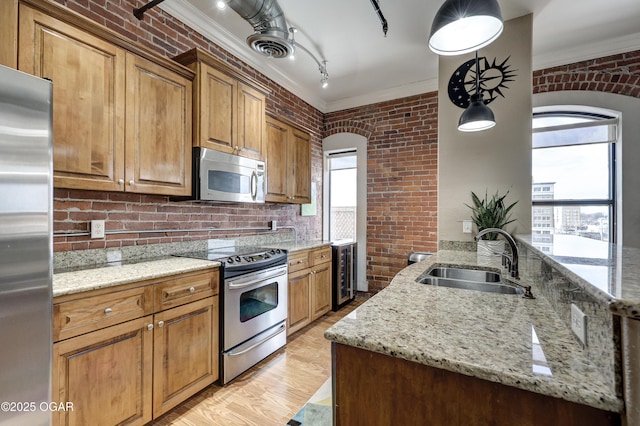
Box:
<box><xmin>327</xmin><ymin>152</ymin><xmax>357</xmax><ymax>242</ymax></box>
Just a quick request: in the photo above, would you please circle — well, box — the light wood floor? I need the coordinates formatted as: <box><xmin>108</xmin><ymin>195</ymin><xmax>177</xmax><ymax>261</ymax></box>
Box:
<box><xmin>150</xmin><ymin>297</ymin><xmax>365</xmax><ymax>426</ymax></box>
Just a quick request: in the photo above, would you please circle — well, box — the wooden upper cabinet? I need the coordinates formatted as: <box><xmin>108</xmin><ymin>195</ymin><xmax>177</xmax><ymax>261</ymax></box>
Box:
<box><xmin>237</xmin><ymin>82</ymin><xmax>266</xmax><ymax>159</ymax></box>
<box><xmin>289</xmin><ymin>127</ymin><xmax>312</xmax><ymax>203</ymax></box>
<box><xmin>174</xmin><ymin>48</ymin><xmax>268</xmax><ymax>160</ymax></box>
<box><xmin>14</xmin><ymin>1</ymin><xmax>193</xmax><ymax>195</ymax></box>
<box><xmin>18</xmin><ymin>4</ymin><xmax>125</xmax><ymax>191</ymax></box>
<box><xmin>199</xmin><ymin>64</ymin><xmax>236</xmax><ymax>153</ymax></box>
<box><xmin>265</xmin><ymin>116</ymin><xmax>289</xmax><ymax>201</ymax></box>
<box><xmin>125</xmin><ymin>53</ymin><xmax>192</xmax><ymax>196</ymax></box>
<box><xmin>265</xmin><ymin>115</ymin><xmax>312</xmax><ymax>204</ymax></box>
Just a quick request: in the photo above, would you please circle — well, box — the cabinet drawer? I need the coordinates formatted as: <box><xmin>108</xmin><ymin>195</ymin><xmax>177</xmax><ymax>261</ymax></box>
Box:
<box><xmin>311</xmin><ymin>246</ymin><xmax>332</xmax><ymax>266</ymax></box>
<box><xmin>154</xmin><ymin>270</ymin><xmax>219</xmax><ymax>311</ymax></box>
<box><xmin>288</xmin><ymin>251</ymin><xmax>310</xmax><ymax>273</ymax></box>
<box><xmin>54</xmin><ymin>286</ymin><xmax>153</xmax><ymax>342</ymax></box>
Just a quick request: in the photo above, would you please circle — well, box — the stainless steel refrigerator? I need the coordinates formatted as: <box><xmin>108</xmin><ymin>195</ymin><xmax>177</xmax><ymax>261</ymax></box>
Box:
<box><xmin>0</xmin><ymin>65</ymin><xmax>53</xmax><ymax>426</ymax></box>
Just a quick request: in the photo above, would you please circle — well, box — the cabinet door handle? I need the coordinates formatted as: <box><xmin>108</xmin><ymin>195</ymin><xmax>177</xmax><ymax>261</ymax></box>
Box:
<box><xmin>129</xmin><ymin>180</ymin><xmax>135</xmax><ymax>186</ymax></box>
<box><xmin>189</xmin><ymin>286</ymin><xmax>196</xmax><ymax>293</ymax></box>
<box><xmin>104</xmin><ymin>308</ymin><xmax>112</xmax><ymax>315</ymax></box>
<box><xmin>157</xmin><ymin>321</ymin><xmax>164</xmax><ymax>328</ymax></box>
<box><xmin>118</xmin><ymin>179</ymin><xmax>124</xmax><ymax>185</ymax></box>
<box><xmin>147</xmin><ymin>324</ymin><xmax>154</xmax><ymax>331</ymax></box>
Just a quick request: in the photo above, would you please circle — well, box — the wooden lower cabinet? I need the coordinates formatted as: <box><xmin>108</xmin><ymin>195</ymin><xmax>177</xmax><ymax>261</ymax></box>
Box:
<box><xmin>287</xmin><ymin>269</ymin><xmax>312</xmax><ymax>335</ymax></box>
<box><xmin>52</xmin><ymin>269</ymin><xmax>219</xmax><ymax>426</ymax></box>
<box><xmin>310</xmin><ymin>262</ymin><xmax>332</xmax><ymax>321</ymax></box>
<box><xmin>152</xmin><ymin>297</ymin><xmax>218</xmax><ymax>418</ymax></box>
<box><xmin>53</xmin><ymin>316</ymin><xmax>154</xmax><ymax>426</ymax></box>
<box><xmin>333</xmin><ymin>343</ymin><xmax>621</xmax><ymax>426</ymax></box>
<box><xmin>287</xmin><ymin>247</ymin><xmax>332</xmax><ymax>336</ymax></box>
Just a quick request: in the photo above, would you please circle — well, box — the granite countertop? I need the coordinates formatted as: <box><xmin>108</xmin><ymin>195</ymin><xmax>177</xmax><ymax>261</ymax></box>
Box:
<box><xmin>270</xmin><ymin>240</ymin><xmax>333</xmax><ymax>252</ymax></box>
<box><xmin>518</xmin><ymin>235</ymin><xmax>640</xmax><ymax>319</ymax></box>
<box><xmin>53</xmin><ymin>257</ymin><xmax>220</xmax><ymax>298</ymax></box>
<box><xmin>324</xmin><ymin>250</ymin><xmax>623</xmax><ymax>413</ymax></box>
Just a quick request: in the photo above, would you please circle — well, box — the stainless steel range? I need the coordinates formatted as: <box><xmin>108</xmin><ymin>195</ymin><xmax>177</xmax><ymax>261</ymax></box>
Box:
<box><xmin>178</xmin><ymin>246</ymin><xmax>288</xmax><ymax>384</ymax></box>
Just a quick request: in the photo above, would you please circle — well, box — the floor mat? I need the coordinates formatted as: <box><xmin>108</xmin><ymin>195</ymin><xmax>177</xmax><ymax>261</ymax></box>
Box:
<box><xmin>286</xmin><ymin>377</ymin><xmax>332</xmax><ymax>426</ymax></box>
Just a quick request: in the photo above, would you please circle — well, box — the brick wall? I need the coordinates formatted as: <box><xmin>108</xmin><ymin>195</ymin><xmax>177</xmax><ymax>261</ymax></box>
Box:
<box><xmin>534</xmin><ymin>50</ymin><xmax>640</xmax><ymax>97</ymax></box>
<box><xmin>51</xmin><ymin>0</ymin><xmax>324</xmax><ymax>252</ymax></box>
<box><xmin>324</xmin><ymin>94</ymin><xmax>439</xmax><ymax>292</ymax></box>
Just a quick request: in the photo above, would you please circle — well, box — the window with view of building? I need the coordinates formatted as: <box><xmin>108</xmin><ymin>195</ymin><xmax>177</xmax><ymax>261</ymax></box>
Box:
<box><xmin>531</xmin><ymin>108</ymin><xmax>618</xmax><ymax>253</ymax></box>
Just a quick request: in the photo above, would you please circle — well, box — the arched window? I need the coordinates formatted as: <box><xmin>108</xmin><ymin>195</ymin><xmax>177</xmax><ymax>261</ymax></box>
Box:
<box><xmin>531</xmin><ymin>107</ymin><xmax>618</xmax><ymax>252</ymax></box>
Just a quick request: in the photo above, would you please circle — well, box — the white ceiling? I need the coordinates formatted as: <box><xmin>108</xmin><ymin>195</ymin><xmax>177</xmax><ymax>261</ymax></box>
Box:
<box><xmin>161</xmin><ymin>0</ymin><xmax>640</xmax><ymax>113</ymax></box>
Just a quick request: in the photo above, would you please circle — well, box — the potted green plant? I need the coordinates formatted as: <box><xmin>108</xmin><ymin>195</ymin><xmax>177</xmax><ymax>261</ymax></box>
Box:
<box><xmin>466</xmin><ymin>189</ymin><xmax>518</xmax><ymax>256</ymax></box>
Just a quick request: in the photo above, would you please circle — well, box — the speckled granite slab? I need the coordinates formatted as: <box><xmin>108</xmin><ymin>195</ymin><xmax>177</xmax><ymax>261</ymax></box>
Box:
<box><xmin>271</xmin><ymin>240</ymin><xmax>332</xmax><ymax>252</ymax></box>
<box><xmin>53</xmin><ymin>257</ymin><xmax>219</xmax><ymax>298</ymax></box>
<box><xmin>324</xmin><ymin>250</ymin><xmax>623</xmax><ymax>413</ymax></box>
<box><xmin>517</xmin><ymin>235</ymin><xmax>640</xmax><ymax>319</ymax></box>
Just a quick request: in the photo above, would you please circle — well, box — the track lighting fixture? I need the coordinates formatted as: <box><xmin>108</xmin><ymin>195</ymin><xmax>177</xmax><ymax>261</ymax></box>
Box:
<box><xmin>288</xmin><ymin>28</ymin><xmax>329</xmax><ymax>89</ymax></box>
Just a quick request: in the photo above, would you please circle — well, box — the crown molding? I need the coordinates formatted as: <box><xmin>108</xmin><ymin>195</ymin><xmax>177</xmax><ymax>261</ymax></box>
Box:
<box><xmin>325</xmin><ymin>79</ymin><xmax>439</xmax><ymax>113</ymax></box>
<box><xmin>533</xmin><ymin>32</ymin><xmax>640</xmax><ymax>72</ymax></box>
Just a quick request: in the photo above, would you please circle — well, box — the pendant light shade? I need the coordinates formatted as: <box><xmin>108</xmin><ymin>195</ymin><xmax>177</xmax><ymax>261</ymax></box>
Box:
<box><xmin>458</xmin><ymin>93</ymin><xmax>496</xmax><ymax>132</ymax></box>
<box><xmin>429</xmin><ymin>0</ymin><xmax>503</xmax><ymax>56</ymax></box>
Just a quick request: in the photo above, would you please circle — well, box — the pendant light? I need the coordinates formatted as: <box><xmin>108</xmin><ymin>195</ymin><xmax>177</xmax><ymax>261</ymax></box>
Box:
<box><xmin>429</xmin><ymin>0</ymin><xmax>503</xmax><ymax>56</ymax></box>
<box><xmin>458</xmin><ymin>51</ymin><xmax>495</xmax><ymax>132</ymax></box>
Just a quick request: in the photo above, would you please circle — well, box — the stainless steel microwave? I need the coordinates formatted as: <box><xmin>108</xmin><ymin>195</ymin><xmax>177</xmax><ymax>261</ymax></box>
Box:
<box><xmin>190</xmin><ymin>147</ymin><xmax>265</xmax><ymax>203</ymax></box>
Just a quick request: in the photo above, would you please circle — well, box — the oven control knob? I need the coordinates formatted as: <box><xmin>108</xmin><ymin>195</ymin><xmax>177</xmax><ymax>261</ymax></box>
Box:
<box><xmin>264</xmin><ymin>253</ymin><xmax>270</xmax><ymax>259</ymax></box>
<box><xmin>235</xmin><ymin>256</ymin><xmax>241</xmax><ymax>262</ymax></box>
<box><xmin>227</xmin><ymin>257</ymin><xmax>234</xmax><ymax>264</ymax></box>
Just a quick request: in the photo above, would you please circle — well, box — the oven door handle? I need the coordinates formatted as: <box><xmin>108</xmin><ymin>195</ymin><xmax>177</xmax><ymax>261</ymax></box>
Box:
<box><xmin>227</xmin><ymin>322</ymin><xmax>287</xmax><ymax>357</ymax></box>
<box><xmin>227</xmin><ymin>269</ymin><xmax>287</xmax><ymax>290</ymax></box>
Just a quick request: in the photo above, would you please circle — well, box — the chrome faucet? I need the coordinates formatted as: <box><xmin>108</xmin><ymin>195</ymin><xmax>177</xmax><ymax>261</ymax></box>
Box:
<box><xmin>474</xmin><ymin>228</ymin><xmax>520</xmax><ymax>280</ymax></box>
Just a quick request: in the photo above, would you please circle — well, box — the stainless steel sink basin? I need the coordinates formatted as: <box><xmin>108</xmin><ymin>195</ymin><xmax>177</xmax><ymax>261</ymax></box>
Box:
<box><xmin>416</xmin><ymin>267</ymin><xmax>523</xmax><ymax>295</ymax></box>
<box><xmin>426</xmin><ymin>267</ymin><xmax>502</xmax><ymax>283</ymax></box>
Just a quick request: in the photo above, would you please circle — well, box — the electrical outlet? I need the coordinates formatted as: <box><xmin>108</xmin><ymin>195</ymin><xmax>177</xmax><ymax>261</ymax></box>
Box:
<box><xmin>270</xmin><ymin>220</ymin><xmax>277</xmax><ymax>231</ymax></box>
<box><xmin>91</xmin><ymin>220</ymin><xmax>105</xmax><ymax>239</ymax></box>
<box><xmin>462</xmin><ymin>220</ymin><xmax>473</xmax><ymax>234</ymax></box>
<box><xmin>570</xmin><ymin>303</ymin><xmax>587</xmax><ymax>346</ymax></box>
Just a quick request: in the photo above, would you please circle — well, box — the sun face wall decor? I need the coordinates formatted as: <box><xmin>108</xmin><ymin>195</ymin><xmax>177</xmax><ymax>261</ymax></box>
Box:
<box><xmin>448</xmin><ymin>55</ymin><xmax>517</xmax><ymax>109</ymax></box>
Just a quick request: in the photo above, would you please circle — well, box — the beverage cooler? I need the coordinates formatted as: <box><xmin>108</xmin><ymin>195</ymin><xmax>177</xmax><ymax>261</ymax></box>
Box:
<box><xmin>331</xmin><ymin>241</ymin><xmax>357</xmax><ymax>311</ymax></box>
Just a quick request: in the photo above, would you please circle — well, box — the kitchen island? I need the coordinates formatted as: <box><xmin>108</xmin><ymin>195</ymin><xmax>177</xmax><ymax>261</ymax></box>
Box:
<box><xmin>324</xmin><ymin>248</ymin><xmax>623</xmax><ymax>425</ymax></box>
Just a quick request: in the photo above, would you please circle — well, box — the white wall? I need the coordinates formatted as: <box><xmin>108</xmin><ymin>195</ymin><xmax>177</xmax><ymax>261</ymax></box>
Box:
<box><xmin>323</xmin><ymin>133</ymin><xmax>368</xmax><ymax>291</ymax></box>
<box><xmin>533</xmin><ymin>91</ymin><xmax>640</xmax><ymax>248</ymax></box>
<box><xmin>438</xmin><ymin>14</ymin><xmax>533</xmax><ymax>242</ymax></box>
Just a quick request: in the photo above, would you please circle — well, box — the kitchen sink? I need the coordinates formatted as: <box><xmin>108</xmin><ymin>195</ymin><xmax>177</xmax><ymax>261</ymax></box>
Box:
<box><xmin>416</xmin><ymin>267</ymin><xmax>523</xmax><ymax>295</ymax></box>
<box><xmin>425</xmin><ymin>267</ymin><xmax>502</xmax><ymax>283</ymax></box>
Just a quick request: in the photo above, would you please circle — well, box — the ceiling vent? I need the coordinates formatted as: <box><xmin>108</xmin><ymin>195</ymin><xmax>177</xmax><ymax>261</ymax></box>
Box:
<box><xmin>227</xmin><ymin>0</ymin><xmax>293</xmax><ymax>58</ymax></box>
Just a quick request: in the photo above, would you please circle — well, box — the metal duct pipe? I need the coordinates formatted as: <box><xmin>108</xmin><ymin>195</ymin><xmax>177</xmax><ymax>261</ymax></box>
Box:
<box><xmin>227</xmin><ymin>0</ymin><xmax>293</xmax><ymax>58</ymax></box>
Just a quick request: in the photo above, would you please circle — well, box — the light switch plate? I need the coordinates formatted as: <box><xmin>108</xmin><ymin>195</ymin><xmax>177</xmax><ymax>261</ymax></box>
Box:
<box><xmin>570</xmin><ymin>303</ymin><xmax>587</xmax><ymax>346</ymax></box>
<box><xmin>462</xmin><ymin>220</ymin><xmax>473</xmax><ymax>234</ymax></box>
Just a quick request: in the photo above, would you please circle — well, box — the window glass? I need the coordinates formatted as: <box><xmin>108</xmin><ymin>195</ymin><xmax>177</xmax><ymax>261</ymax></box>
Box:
<box><xmin>532</xmin><ymin>143</ymin><xmax>610</xmax><ymax>200</ymax></box>
<box><xmin>531</xmin><ymin>110</ymin><xmax>616</xmax><ymax>249</ymax></box>
<box><xmin>329</xmin><ymin>154</ymin><xmax>357</xmax><ymax>241</ymax></box>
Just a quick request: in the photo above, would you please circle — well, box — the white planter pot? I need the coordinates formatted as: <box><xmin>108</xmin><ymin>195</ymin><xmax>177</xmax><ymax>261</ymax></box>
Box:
<box><xmin>476</xmin><ymin>240</ymin><xmax>505</xmax><ymax>257</ymax></box>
